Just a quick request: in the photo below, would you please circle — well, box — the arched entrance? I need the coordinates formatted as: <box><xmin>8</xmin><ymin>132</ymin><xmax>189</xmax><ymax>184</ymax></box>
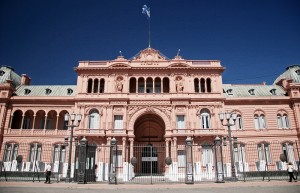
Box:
<box><xmin>133</xmin><ymin>113</ymin><xmax>165</xmax><ymax>176</ymax></box>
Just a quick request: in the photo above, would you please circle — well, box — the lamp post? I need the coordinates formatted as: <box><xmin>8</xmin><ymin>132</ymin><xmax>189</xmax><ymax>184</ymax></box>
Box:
<box><xmin>64</xmin><ymin>112</ymin><xmax>82</xmax><ymax>183</ymax></box>
<box><xmin>219</xmin><ymin>111</ymin><xmax>237</xmax><ymax>181</ymax></box>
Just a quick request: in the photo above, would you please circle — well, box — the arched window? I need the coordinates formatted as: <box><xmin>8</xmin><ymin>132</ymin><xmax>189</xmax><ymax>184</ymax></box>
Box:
<box><xmin>257</xmin><ymin>143</ymin><xmax>271</xmax><ymax>163</ymax></box>
<box><xmin>234</xmin><ymin>143</ymin><xmax>246</xmax><ymax>163</ymax></box>
<box><xmin>88</xmin><ymin>110</ymin><xmax>100</xmax><ymax>129</ymax></box>
<box><xmin>200</xmin><ymin>78</ymin><xmax>205</xmax><ymax>93</ymax></box>
<box><xmin>163</xmin><ymin>77</ymin><xmax>169</xmax><ymax>93</ymax></box>
<box><xmin>146</xmin><ymin>77</ymin><xmax>153</xmax><ymax>93</ymax></box>
<box><xmin>254</xmin><ymin>113</ymin><xmax>267</xmax><ymax>130</ymax></box>
<box><xmin>200</xmin><ymin>109</ymin><xmax>210</xmax><ymax>129</ymax></box>
<box><xmin>194</xmin><ymin>78</ymin><xmax>199</xmax><ymax>93</ymax></box>
<box><xmin>87</xmin><ymin>79</ymin><xmax>93</xmax><ymax>93</ymax></box>
<box><xmin>129</xmin><ymin>77</ymin><xmax>136</xmax><ymax>93</ymax></box>
<box><xmin>278</xmin><ymin>113</ymin><xmax>290</xmax><ymax>129</ymax></box>
<box><xmin>154</xmin><ymin>77</ymin><xmax>161</xmax><ymax>93</ymax></box>
<box><xmin>100</xmin><ymin>79</ymin><xmax>105</xmax><ymax>93</ymax></box>
<box><xmin>29</xmin><ymin>143</ymin><xmax>42</xmax><ymax>162</ymax></box>
<box><xmin>93</xmin><ymin>79</ymin><xmax>99</xmax><ymax>93</ymax></box>
<box><xmin>53</xmin><ymin>144</ymin><xmax>66</xmax><ymax>163</ymax></box>
<box><xmin>260</xmin><ymin>114</ymin><xmax>267</xmax><ymax>129</ymax></box>
<box><xmin>235</xmin><ymin>114</ymin><xmax>243</xmax><ymax>130</ymax></box>
<box><xmin>282</xmin><ymin>143</ymin><xmax>295</xmax><ymax>163</ymax></box>
<box><xmin>4</xmin><ymin>143</ymin><xmax>18</xmax><ymax>162</ymax></box>
<box><xmin>138</xmin><ymin>78</ymin><xmax>145</xmax><ymax>93</ymax></box>
<box><xmin>206</xmin><ymin>78</ymin><xmax>211</xmax><ymax>93</ymax></box>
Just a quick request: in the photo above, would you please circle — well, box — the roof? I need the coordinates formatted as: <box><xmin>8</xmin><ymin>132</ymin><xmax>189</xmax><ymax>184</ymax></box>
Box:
<box><xmin>0</xmin><ymin>66</ymin><xmax>21</xmax><ymax>88</ymax></box>
<box><xmin>274</xmin><ymin>65</ymin><xmax>300</xmax><ymax>84</ymax></box>
<box><xmin>14</xmin><ymin>85</ymin><xmax>77</xmax><ymax>96</ymax></box>
<box><xmin>222</xmin><ymin>84</ymin><xmax>286</xmax><ymax>97</ymax></box>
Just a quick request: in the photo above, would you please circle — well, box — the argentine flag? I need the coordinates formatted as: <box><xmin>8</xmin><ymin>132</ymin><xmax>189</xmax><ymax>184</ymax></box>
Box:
<box><xmin>142</xmin><ymin>5</ymin><xmax>150</xmax><ymax>19</ymax></box>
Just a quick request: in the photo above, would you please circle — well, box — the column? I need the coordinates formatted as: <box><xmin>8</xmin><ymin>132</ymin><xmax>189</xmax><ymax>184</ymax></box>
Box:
<box><xmin>32</xmin><ymin>115</ymin><xmax>36</xmax><ymax>129</ymax></box>
<box><xmin>165</xmin><ymin>138</ymin><xmax>170</xmax><ymax>158</ymax></box>
<box><xmin>136</xmin><ymin>78</ymin><xmax>138</xmax><ymax>93</ymax></box>
<box><xmin>122</xmin><ymin>137</ymin><xmax>126</xmax><ymax>162</ymax></box>
<box><xmin>144</xmin><ymin>78</ymin><xmax>146</xmax><ymax>93</ymax></box>
<box><xmin>55</xmin><ymin>115</ymin><xmax>59</xmax><ymax>130</ymax></box>
<box><xmin>91</xmin><ymin>79</ymin><xmax>94</xmax><ymax>94</ymax></box>
<box><xmin>161</xmin><ymin>78</ymin><xmax>163</xmax><ymax>93</ymax></box>
<box><xmin>172</xmin><ymin>137</ymin><xmax>177</xmax><ymax>162</ymax></box>
<box><xmin>152</xmin><ymin>78</ymin><xmax>155</xmax><ymax>93</ymax></box>
<box><xmin>43</xmin><ymin>115</ymin><xmax>48</xmax><ymax>129</ymax></box>
<box><xmin>20</xmin><ymin>115</ymin><xmax>25</xmax><ymax>129</ymax></box>
<box><xmin>129</xmin><ymin>138</ymin><xmax>134</xmax><ymax>160</ymax></box>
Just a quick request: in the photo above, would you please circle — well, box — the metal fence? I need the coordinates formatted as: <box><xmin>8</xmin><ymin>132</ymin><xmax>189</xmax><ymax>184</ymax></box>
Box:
<box><xmin>0</xmin><ymin>140</ymin><xmax>299</xmax><ymax>184</ymax></box>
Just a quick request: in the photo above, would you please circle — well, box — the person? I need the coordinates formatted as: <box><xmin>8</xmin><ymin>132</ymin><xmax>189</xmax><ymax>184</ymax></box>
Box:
<box><xmin>44</xmin><ymin>163</ymin><xmax>52</xmax><ymax>184</ymax></box>
<box><xmin>287</xmin><ymin>162</ymin><xmax>297</xmax><ymax>182</ymax></box>
<box><xmin>94</xmin><ymin>164</ymin><xmax>98</xmax><ymax>182</ymax></box>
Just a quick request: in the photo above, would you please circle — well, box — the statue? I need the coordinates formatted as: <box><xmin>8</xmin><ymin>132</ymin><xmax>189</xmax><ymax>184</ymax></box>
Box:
<box><xmin>176</xmin><ymin>76</ymin><xmax>184</xmax><ymax>92</ymax></box>
<box><xmin>116</xmin><ymin>77</ymin><xmax>123</xmax><ymax>92</ymax></box>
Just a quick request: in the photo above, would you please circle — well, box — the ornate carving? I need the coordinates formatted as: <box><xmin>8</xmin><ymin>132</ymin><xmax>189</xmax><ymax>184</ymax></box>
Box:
<box><xmin>132</xmin><ymin>48</ymin><xmax>167</xmax><ymax>65</ymax></box>
<box><xmin>145</xmin><ymin>106</ymin><xmax>155</xmax><ymax>113</ymax></box>
<box><xmin>160</xmin><ymin>106</ymin><xmax>172</xmax><ymax>119</ymax></box>
<box><xmin>128</xmin><ymin>106</ymin><xmax>143</xmax><ymax>119</ymax></box>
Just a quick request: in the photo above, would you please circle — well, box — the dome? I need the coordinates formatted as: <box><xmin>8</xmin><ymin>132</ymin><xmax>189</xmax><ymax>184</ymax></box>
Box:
<box><xmin>0</xmin><ymin>65</ymin><xmax>21</xmax><ymax>88</ymax></box>
<box><xmin>273</xmin><ymin>65</ymin><xmax>300</xmax><ymax>84</ymax></box>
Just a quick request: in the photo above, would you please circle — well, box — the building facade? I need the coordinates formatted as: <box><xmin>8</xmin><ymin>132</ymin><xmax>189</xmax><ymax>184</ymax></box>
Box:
<box><xmin>0</xmin><ymin>47</ymin><xmax>299</xmax><ymax>182</ymax></box>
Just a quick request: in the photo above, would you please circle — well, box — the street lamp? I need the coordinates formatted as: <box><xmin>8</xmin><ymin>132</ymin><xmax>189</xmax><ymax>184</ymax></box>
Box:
<box><xmin>64</xmin><ymin>112</ymin><xmax>82</xmax><ymax>183</ymax></box>
<box><xmin>219</xmin><ymin>111</ymin><xmax>237</xmax><ymax>181</ymax></box>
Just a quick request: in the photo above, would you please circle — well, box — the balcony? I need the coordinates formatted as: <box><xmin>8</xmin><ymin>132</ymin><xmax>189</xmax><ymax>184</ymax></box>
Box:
<box><xmin>6</xmin><ymin>129</ymin><xmax>68</xmax><ymax>136</ymax></box>
<box><xmin>77</xmin><ymin>128</ymin><xmax>105</xmax><ymax>136</ymax></box>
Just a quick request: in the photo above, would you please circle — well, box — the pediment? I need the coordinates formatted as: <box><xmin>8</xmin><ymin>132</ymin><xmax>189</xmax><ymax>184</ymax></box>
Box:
<box><xmin>132</xmin><ymin>47</ymin><xmax>168</xmax><ymax>62</ymax></box>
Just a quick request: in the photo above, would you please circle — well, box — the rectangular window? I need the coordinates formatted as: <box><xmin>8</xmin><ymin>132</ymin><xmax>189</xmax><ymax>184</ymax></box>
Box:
<box><xmin>112</xmin><ymin>150</ymin><xmax>122</xmax><ymax>167</ymax></box>
<box><xmin>176</xmin><ymin>115</ymin><xmax>185</xmax><ymax>129</ymax></box>
<box><xmin>114</xmin><ymin>115</ymin><xmax>123</xmax><ymax>129</ymax></box>
<box><xmin>201</xmin><ymin>145</ymin><xmax>213</xmax><ymax>166</ymax></box>
<box><xmin>177</xmin><ymin>150</ymin><xmax>186</xmax><ymax>167</ymax></box>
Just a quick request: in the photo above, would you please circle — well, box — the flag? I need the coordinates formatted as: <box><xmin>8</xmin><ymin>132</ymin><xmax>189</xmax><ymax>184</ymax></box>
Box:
<box><xmin>142</xmin><ymin>5</ymin><xmax>150</xmax><ymax>19</ymax></box>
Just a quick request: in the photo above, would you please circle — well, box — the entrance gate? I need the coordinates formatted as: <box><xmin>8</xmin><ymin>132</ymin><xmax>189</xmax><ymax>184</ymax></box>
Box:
<box><xmin>73</xmin><ymin>144</ymin><xmax>96</xmax><ymax>183</ymax></box>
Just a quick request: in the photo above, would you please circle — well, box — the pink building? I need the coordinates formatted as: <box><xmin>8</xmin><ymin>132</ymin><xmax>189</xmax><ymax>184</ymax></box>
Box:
<box><xmin>0</xmin><ymin>47</ymin><xmax>299</xmax><ymax>182</ymax></box>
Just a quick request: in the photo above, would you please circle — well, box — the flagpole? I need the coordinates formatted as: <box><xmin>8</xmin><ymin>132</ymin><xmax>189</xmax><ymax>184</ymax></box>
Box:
<box><xmin>148</xmin><ymin>16</ymin><xmax>151</xmax><ymax>48</ymax></box>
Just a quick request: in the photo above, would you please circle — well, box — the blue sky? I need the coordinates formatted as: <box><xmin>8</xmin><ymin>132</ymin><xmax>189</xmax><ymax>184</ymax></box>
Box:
<box><xmin>0</xmin><ymin>0</ymin><xmax>299</xmax><ymax>85</ymax></box>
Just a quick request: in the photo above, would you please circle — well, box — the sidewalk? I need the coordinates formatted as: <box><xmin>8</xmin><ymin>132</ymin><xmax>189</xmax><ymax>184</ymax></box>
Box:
<box><xmin>0</xmin><ymin>180</ymin><xmax>299</xmax><ymax>189</ymax></box>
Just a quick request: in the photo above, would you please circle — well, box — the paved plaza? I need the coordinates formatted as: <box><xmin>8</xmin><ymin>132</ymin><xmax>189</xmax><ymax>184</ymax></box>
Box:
<box><xmin>0</xmin><ymin>181</ymin><xmax>299</xmax><ymax>193</ymax></box>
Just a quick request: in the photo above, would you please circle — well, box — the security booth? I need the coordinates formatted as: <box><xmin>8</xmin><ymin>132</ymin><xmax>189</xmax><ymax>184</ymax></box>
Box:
<box><xmin>185</xmin><ymin>137</ymin><xmax>194</xmax><ymax>184</ymax></box>
<box><xmin>214</xmin><ymin>136</ymin><xmax>224</xmax><ymax>183</ymax></box>
<box><xmin>109</xmin><ymin>137</ymin><xmax>117</xmax><ymax>184</ymax></box>
<box><xmin>73</xmin><ymin>137</ymin><xmax>96</xmax><ymax>184</ymax></box>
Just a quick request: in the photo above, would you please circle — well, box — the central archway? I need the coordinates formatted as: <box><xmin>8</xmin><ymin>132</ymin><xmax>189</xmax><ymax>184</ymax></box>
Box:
<box><xmin>134</xmin><ymin>113</ymin><xmax>165</xmax><ymax>142</ymax></box>
<box><xmin>133</xmin><ymin>113</ymin><xmax>166</xmax><ymax>175</ymax></box>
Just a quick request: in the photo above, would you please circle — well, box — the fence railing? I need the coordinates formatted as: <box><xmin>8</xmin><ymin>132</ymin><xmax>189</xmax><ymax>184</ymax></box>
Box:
<box><xmin>0</xmin><ymin>140</ymin><xmax>299</xmax><ymax>183</ymax></box>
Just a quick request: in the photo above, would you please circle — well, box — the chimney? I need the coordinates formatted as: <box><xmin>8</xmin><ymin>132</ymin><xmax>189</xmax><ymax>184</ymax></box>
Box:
<box><xmin>21</xmin><ymin>74</ymin><xmax>31</xmax><ymax>85</ymax></box>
